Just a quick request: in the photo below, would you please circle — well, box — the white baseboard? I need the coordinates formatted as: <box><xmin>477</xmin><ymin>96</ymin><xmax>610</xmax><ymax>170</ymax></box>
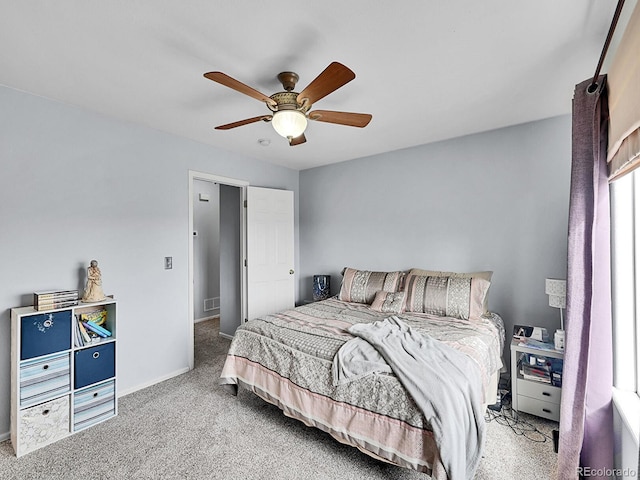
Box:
<box><xmin>117</xmin><ymin>367</ymin><xmax>191</xmax><ymax>398</ymax></box>
<box><xmin>195</xmin><ymin>314</ymin><xmax>220</xmax><ymax>324</ymax></box>
<box><xmin>0</xmin><ymin>431</ymin><xmax>9</xmax><ymax>442</ymax></box>
<box><xmin>219</xmin><ymin>331</ymin><xmax>233</xmax><ymax>340</ymax></box>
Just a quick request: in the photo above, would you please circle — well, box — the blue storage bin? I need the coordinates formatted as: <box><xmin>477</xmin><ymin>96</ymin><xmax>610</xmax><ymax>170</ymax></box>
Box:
<box><xmin>21</xmin><ymin>311</ymin><xmax>72</xmax><ymax>360</ymax></box>
<box><xmin>74</xmin><ymin>343</ymin><xmax>115</xmax><ymax>389</ymax></box>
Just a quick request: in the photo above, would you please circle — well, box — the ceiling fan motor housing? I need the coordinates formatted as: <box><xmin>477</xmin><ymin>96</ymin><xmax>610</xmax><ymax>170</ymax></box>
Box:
<box><xmin>269</xmin><ymin>92</ymin><xmax>309</xmax><ymax>114</ymax></box>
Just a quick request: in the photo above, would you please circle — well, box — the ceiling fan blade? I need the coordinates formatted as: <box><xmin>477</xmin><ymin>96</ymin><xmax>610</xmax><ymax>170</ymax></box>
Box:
<box><xmin>288</xmin><ymin>133</ymin><xmax>307</xmax><ymax>146</ymax></box>
<box><xmin>214</xmin><ymin>115</ymin><xmax>272</xmax><ymax>130</ymax></box>
<box><xmin>204</xmin><ymin>72</ymin><xmax>277</xmax><ymax>107</ymax></box>
<box><xmin>308</xmin><ymin>110</ymin><xmax>372</xmax><ymax>128</ymax></box>
<box><xmin>296</xmin><ymin>62</ymin><xmax>355</xmax><ymax>106</ymax></box>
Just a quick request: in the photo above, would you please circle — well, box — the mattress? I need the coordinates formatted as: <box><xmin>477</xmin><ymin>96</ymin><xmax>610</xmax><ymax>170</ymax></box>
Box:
<box><xmin>220</xmin><ymin>297</ymin><xmax>504</xmax><ymax>477</ymax></box>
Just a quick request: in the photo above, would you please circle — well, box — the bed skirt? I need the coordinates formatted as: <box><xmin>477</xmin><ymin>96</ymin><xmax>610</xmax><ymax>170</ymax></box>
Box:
<box><xmin>223</xmin><ymin>355</ymin><xmax>485</xmax><ymax>479</ymax></box>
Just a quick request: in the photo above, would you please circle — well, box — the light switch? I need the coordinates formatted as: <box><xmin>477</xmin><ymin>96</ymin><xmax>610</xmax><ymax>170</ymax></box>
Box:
<box><xmin>164</xmin><ymin>257</ymin><xmax>173</xmax><ymax>269</ymax></box>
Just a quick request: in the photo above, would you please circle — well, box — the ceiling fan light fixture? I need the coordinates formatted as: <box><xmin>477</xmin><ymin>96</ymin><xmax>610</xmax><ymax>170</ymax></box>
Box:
<box><xmin>271</xmin><ymin>110</ymin><xmax>307</xmax><ymax>139</ymax></box>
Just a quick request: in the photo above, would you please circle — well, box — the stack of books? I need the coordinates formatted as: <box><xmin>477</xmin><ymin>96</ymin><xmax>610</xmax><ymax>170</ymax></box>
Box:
<box><xmin>73</xmin><ymin>309</ymin><xmax>112</xmax><ymax>347</ymax></box>
<box><xmin>520</xmin><ymin>362</ymin><xmax>552</xmax><ymax>383</ymax></box>
<box><xmin>74</xmin><ymin>318</ymin><xmax>98</xmax><ymax>347</ymax></box>
<box><xmin>34</xmin><ymin>289</ymin><xmax>79</xmax><ymax>311</ymax></box>
<box><xmin>518</xmin><ymin>353</ymin><xmax>563</xmax><ymax>385</ymax></box>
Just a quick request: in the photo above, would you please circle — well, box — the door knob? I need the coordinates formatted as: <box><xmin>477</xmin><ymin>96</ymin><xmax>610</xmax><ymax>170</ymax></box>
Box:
<box><xmin>289</xmin><ymin>269</ymin><xmax>295</xmax><ymax>275</ymax></box>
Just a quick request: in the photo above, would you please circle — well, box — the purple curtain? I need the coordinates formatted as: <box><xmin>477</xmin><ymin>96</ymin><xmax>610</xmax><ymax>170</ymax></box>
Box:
<box><xmin>558</xmin><ymin>76</ymin><xmax>613</xmax><ymax>479</ymax></box>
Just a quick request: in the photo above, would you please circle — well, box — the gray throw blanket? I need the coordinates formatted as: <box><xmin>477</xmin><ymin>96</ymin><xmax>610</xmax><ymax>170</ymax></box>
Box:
<box><xmin>332</xmin><ymin>316</ymin><xmax>485</xmax><ymax>480</ymax></box>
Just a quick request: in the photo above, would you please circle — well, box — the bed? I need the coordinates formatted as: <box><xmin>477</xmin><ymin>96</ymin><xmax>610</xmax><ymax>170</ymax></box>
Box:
<box><xmin>220</xmin><ymin>268</ymin><xmax>505</xmax><ymax>480</ymax></box>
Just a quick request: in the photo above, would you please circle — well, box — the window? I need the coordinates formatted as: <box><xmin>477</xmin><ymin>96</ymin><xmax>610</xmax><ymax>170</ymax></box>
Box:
<box><xmin>611</xmin><ymin>169</ymin><xmax>639</xmax><ymax>395</ymax></box>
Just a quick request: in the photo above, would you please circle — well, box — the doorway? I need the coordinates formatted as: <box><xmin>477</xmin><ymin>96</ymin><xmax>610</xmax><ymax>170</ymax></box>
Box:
<box><xmin>188</xmin><ymin>171</ymin><xmax>248</xmax><ymax>370</ymax></box>
<box><xmin>192</xmin><ymin>180</ymin><xmax>220</xmax><ymax>325</ymax></box>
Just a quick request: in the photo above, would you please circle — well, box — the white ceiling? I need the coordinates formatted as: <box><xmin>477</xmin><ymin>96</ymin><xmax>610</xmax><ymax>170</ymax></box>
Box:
<box><xmin>0</xmin><ymin>1</ymin><xmax>631</xmax><ymax>170</ymax></box>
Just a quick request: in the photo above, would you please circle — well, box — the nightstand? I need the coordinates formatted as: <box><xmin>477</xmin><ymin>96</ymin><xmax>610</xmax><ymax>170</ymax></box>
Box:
<box><xmin>510</xmin><ymin>338</ymin><xmax>563</xmax><ymax>421</ymax></box>
<box><xmin>295</xmin><ymin>299</ymin><xmax>314</xmax><ymax>307</ymax></box>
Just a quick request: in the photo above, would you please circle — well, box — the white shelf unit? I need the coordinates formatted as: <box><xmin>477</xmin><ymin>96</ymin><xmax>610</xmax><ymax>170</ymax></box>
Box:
<box><xmin>510</xmin><ymin>338</ymin><xmax>564</xmax><ymax>422</ymax></box>
<box><xmin>10</xmin><ymin>298</ymin><xmax>117</xmax><ymax>457</ymax></box>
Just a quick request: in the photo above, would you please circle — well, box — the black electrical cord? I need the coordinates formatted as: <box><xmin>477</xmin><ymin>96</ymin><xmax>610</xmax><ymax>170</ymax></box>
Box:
<box><xmin>484</xmin><ymin>375</ymin><xmax>555</xmax><ymax>444</ymax></box>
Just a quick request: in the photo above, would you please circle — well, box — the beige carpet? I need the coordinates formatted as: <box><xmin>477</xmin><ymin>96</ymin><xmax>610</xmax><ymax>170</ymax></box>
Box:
<box><xmin>0</xmin><ymin>319</ymin><xmax>558</xmax><ymax>479</ymax></box>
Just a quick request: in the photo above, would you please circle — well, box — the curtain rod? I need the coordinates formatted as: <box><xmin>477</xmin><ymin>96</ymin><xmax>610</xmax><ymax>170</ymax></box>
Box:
<box><xmin>588</xmin><ymin>0</ymin><xmax>626</xmax><ymax>93</ymax></box>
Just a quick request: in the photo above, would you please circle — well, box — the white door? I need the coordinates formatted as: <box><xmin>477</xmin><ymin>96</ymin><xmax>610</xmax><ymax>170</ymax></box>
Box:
<box><xmin>246</xmin><ymin>186</ymin><xmax>295</xmax><ymax>321</ymax></box>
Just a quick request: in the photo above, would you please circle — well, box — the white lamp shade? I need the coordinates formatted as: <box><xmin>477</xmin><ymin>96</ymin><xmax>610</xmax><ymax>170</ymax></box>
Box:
<box><xmin>545</xmin><ymin>278</ymin><xmax>566</xmax><ymax>308</ymax></box>
<box><xmin>549</xmin><ymin>294</ymin><xmax>566</xmax><ymax>309</ymax></box>
<box><xmin>545</xmin><ymin>278</ymin><xmax>566</xmax><ymax>296</ymax></box>
<box><xmin>271</xmin><ymin>110</ymin><xmax>307</xmax><ymax>138</ymax></box>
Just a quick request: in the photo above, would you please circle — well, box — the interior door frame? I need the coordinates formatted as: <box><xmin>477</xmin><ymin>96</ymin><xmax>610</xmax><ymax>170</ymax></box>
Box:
<box><xmin>188</xmin><ymin>170</ymin><xmax>248</xmax><ymax>370</ymax></box>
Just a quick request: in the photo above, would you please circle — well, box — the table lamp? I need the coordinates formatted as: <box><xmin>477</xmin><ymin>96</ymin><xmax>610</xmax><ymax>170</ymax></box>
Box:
<box><xmin>545</xmin><ymin>278</ymin><xmax>566</xmax><ymax>350</ymax></box>
<box><xmin>313</xmin><ymin>275</ymin><xmax>331</xmax><ymax>301</ymax></box>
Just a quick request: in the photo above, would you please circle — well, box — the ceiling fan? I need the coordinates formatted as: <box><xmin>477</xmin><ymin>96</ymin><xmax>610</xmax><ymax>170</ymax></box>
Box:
<box><xmin>203</xmin><ymin>62</ymin><xmax>372</xmax><ymax>146</ymax></box>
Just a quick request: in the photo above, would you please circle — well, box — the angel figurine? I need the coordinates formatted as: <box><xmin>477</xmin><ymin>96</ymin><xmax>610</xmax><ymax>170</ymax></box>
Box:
<box><xmin>82</xmin><ymin>259</ymin><xmax>106</xmax><ymax>302</ymax></box>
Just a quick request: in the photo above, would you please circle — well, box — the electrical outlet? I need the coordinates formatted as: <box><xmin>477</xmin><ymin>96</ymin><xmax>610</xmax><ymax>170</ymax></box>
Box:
<box><xmin>164</xmin><ymin>257</ymin><xmax>172</xmax><ymax>270</ymax></box>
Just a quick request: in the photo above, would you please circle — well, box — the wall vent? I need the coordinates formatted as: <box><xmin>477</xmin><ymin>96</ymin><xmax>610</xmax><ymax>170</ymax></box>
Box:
<box><xmin>204</xmin><ymin>297</ymin><xmax>220</xmax><ymax>312</ymax></box>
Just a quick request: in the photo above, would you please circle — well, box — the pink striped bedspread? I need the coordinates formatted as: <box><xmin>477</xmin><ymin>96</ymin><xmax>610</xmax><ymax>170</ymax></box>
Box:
<box><xmin>219</xmin><ymin>298</ymin><xmax>504</xmax><ymax>478</ymax></box>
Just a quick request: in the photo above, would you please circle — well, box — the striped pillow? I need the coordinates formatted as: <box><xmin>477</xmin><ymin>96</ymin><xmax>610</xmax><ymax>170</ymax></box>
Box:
<box><xmin>403</xmin><ymin>274</ymin><xmax>490</xmax><ymax>320</ymax></box>
<box><xmin>408</xmin><ymin>269</ymin><xmax>493</xmax><ymax>314</ymax></box>
<box><xmin>370</xmin><ymin>291</ymin><xmax>405</xmax><ymax>314</ymax></box>
<box><xmin>338</xmin><ymin>268</ymin><xmax>403</xmax><ymax>304</ymax></box>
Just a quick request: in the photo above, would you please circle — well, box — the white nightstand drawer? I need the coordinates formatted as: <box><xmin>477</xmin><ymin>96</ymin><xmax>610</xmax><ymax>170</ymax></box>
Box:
<box><xmin>516</xmin><ymin>395</ymin><xmax>560</xmax><ymax>421</ymax></box>
<box><xmin>516</xmin><ymin>379</ymin><xmax>561</xmax><ymax>405</ymax></box>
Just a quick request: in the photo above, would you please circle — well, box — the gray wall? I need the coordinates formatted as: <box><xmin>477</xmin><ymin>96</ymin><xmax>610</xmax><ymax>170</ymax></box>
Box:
<box><xmin>193</xmin><ymin>180</ymin><xmax>220</xmax><ymax>321</ymax></box>
<box><xmin>219</xmin><ymin>184</ymin><xmax>242</xmax><ymax>337</ymax></box>
<box><xmin>0</xmin><ymin>86</ymin><xmax>299</xmax><ymax>437</ymax></box>
<box><xmin>299</xmin><ymin>115</ymin><xmax>571</xmax><ymax>366</ymax></box>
